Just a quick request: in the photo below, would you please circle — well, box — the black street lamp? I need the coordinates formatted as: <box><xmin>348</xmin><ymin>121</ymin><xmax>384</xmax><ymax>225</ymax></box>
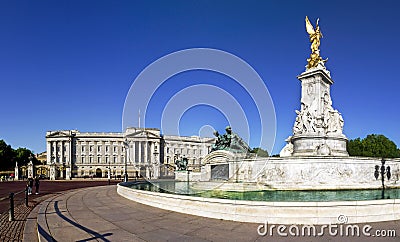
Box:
<box><xmin>107</xmin><ymin>156</ymin><xmax>111</xmax><ymax>185</ymax></box>
<box><xmin>123</xmin><ymin>139</ymin><xmax>129</xmax><ymax>182</ymax></box>
<box><xmin>374</xmin><ymin>158</ymin><xmax>391</xmax><ymax>198</ymax></box>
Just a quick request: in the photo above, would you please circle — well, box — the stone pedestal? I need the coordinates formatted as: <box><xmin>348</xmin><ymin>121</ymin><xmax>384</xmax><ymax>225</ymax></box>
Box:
<box><xmin>198</xmin><ymin>150</ymin><xmax>249</xmax><ymax>181</ymax></box>
<box><xmin>175</xmin><ymin>170</ymin><xmax>202</xmax><ymax>182</ymax></box>
<box><xmin>49</xmin><ymin>163</ymin><xmax>56</xmax><ymax>180</ymax></box>
<box><xmin>14</xmin><ymin>162</ymin><xmax>19</xmax><ymax>181</ymax></box>
<box><xmin>152</xmin><ymin>163</ymin><xmax>160</xmax><ymax>179</ymax></box>
<box><xmin>292</xmin><ymin>134</ymin><xmax>348</xmax><ymax>156</ymax></box>
<box><xmin>283</xmin><ymin>64</ymin><xmax>349</xmax><ymax>157</ymax></box>
<box><xmin>175</xmin><ymin>170</ymin><xmax>189</xmax><ymax>181</ymax></box>
<box><xmin>59</xmin><ymin>166</ymin><xmax>64</xmax><ymax>179</ymax></box>
<box><xmin>66</xmin><ymin>167</ymin><xmax>71</xmax><ymax>180</ymax></box>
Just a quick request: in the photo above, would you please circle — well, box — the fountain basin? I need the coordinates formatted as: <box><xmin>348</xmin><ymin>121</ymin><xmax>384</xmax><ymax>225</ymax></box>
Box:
<box><xmin>117</xmin><ymin>181</ymin><xmax>400</xmax><ymax>224</ymax></box>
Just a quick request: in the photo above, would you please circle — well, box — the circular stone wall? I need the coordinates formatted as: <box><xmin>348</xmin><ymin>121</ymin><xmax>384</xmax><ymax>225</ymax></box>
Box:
<box><xmin>117</xmin><ymin>184</ymin><xmax>400</xmax><ymax>225</ymax></box>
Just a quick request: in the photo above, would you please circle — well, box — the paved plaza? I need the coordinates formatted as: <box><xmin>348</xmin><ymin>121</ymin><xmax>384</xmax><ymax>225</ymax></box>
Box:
<box><xmin>22</xmin><ymin>185</ymin><xmax>398</xmax><ymax>242</ymax></box>
<box><xmin>0</xmin><ymin>180</ymin><xmax>119</xmax><ymax>241</ymax></box>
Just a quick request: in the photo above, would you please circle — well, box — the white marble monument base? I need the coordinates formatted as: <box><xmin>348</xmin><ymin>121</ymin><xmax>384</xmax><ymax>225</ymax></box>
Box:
<box><xmin>186</xmin><ymin>154</ymin><xmax>400</xmax><ymax>190</ymax></box>
<box><xmin>242</xmin><ymin>156</ymin><xmax>400</xmax><ymax>190</ymax></box>
<box><xmin>292</xmin><ymin>134</ymin><xmax>348</xmax><ymax>157</ymax></box>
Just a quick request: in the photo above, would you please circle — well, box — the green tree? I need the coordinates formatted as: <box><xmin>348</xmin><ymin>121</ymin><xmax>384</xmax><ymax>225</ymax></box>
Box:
<box><xmin>250</xmin><ymin>147</ymin><xmax>269</xmax><ymax>157</ymax></box>
<box><xmin>347</xmin><ymin>138</ymin><xmax>362</xmax><ymax>156</ymax></box>
<box><xmin>14</xmin><ymin>148</ymin><xmax>40</xmax><ymax>166</ymax></box>
<box><xmin>347</xmin><ymin>134</ymin><xmax>400</xmax><ymax>158</ymax></box>
<box><xmin>0</xmin><ymin>140</ymin><xmax>15</xmax><ymax>170</ymax></box>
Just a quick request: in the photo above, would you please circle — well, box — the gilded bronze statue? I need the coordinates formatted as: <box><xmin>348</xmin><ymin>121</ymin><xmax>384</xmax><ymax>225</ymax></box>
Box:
<box><xmin>305</xmin><ymin>16</ymin><xmax>327</xmax><ymax>69</ymax></box>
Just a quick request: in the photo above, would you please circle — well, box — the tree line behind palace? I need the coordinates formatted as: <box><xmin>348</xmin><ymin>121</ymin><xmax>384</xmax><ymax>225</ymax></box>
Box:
<box><xmin>0</xmin><ymin>140</ymin><xmax>39</xmax><ymax>171</ymax></box>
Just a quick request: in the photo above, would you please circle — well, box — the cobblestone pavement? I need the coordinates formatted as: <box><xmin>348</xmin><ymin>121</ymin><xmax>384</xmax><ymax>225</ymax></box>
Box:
<box><xmin>0</xmin><ymin>201</ymin><xmax>35</xmax><ymax>241</ymax></box>
<box><xmin>0</xmin><ymin>179</ymin><xmax>120</xmax><ymax>241</ymax></box>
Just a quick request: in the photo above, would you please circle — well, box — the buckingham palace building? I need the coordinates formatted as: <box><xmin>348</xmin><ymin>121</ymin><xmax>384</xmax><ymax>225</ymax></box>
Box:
<box><xmin>45</xmin><ymin>127</ymin><xmax>215</xmax><ymax>180</ymax></box>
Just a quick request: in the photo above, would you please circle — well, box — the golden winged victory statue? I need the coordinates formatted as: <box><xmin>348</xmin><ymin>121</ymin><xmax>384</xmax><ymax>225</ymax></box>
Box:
<box><xmin>305</xmin><ymin>16</ymin><xmax>327</xmax><ymax>69</ymax></box>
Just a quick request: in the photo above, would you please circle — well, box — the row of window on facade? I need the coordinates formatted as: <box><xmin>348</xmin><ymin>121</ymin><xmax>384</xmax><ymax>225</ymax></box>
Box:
<box><xmin>165</xmin><ymin>147</ymin><xmax>206</xmax><ymax>155</ymax></box>
<box><xmin>79</xmin><ymin>166</ymin><xmax>123</xmax><ymax>169</ymax></box>
<box><xmin>52</xmin><ymin>143</ymin><xmax>207</xmax><ymax>155</ymax></box>
<box><xmin>81</xmin><ymin>145</ymin><xmax>121</xmax><ymax>153</ymax></box>
<box><xmin>80</xmin><ymin>156</ymin><xmax>122</xmax><ymax>164</ymax></box>
<box><xmin>50</xmin><ymin>144</ymin><xmax>122</xmax><ymax>153</ymax></box>
<box><xmin>50</xmin><ymin>155</ymin><xmax>122</xmax><ymax>164</ymax></box>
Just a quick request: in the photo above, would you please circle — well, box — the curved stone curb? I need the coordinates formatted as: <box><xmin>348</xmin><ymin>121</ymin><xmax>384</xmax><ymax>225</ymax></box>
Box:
<box><xmin>36</xmin><ymin>195</ymin><xmax>60</xmax><ymax>242</ymax></box>
<box><xmin>23</xmin><ymin>202</ymin><xmax>40</xmax><ymax>242</ymax></box>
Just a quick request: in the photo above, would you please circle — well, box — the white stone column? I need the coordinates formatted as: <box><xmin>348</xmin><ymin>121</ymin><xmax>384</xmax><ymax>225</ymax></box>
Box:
<box><xmin>60</xmin><ymin>141</ymin><xmax>64</xmax><ymax>163</ymax></box>
<box><xmin>132</xmin><ymin>141</ymin><xmax>136</xmax><ymax>164</ymax></box>
<box><xmin>119</xmin><ymin>142</ymin><xmax>125</xmax><ymax>164</ymax></box>
<box><xmin>138</xmin><ymin>141</ymin><xmax>142</xmax><ymax>164</ymax></box>
<box><xmin>144</xmin><ymin>141</ymin><xmax>148</xmax><ymax>164</ymax></box>
<box><xmin>149</xmin><ymin>142</ymin><xmax>153</xmax><ymax>164</ymax></box>
<box><xmin>50</xmin><ymin>163</ymin><xmax>56</xmax><ymax>180</ymax></box>
<box><xmin>66</xmin><ymin>140</ymin><xmax>70</xmax><ymax>165</ymax></box>
<box><xmin>53</xmin><ymin>141</ymin><xmax>57</xmax><ymax>163</ymax></box>
<box><xmin>129</xmin><ymin>141</ymin><xmax>133</xmax><ymax>164</ymax></box>
<box><xmin>14</xmin><ymin>162</ymin><xmax>19</xmax><ymax>181</ymax></box>
<box><xmin>104</xmin><ymin>141</ymin><xmax>106</xmax><ymax>156</ymax></box>
<box><xmin>66</xmin><ymin>168</ymin><xmax>71</xmax><ymax>180</ymax></box>
<box><xmin>153</xmin><ymin>164</ymin><xmax>159</xmax><ymax>179</ymax></box>
<box><xmin>46</xmin><ymin>141</ymin><xmax>51</xmax><ymax>165</ymax></box>
<box><xmin>77</xmin><ymin>141</ymin><xmax>82</xmax><ymax>166</ymax></box>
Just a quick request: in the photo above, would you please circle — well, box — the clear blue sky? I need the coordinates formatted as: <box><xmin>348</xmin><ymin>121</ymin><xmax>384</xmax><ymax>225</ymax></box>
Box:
<box><xmin>1</xmin><ymin>0</ymin><xmax>400</xmax><ymax>155</ymax></box>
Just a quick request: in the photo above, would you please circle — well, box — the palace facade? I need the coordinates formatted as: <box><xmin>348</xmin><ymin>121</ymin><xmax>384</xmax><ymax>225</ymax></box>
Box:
<box><xmin>45</xmin><ymin>127</ymin><xmax>214</xmax><ymax>180</ymax></box>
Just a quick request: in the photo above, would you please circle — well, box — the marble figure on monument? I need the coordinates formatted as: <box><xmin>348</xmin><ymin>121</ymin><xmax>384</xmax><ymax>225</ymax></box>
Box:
<box><xmin>280</xmin><ymin>136</ymin><xmax>294</xmax><ymax>157</ymax></box>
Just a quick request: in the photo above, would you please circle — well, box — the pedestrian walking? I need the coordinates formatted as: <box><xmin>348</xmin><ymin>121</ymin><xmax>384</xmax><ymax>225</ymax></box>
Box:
<box><xmin>27</xmin><ymin>177</ymin><xmax>34</xmax><ymax>195</ymax></box>
<box><xmin>34</xmin><ymin>176</ymin><xmax>40</xmax><ymax>194</ymax></box>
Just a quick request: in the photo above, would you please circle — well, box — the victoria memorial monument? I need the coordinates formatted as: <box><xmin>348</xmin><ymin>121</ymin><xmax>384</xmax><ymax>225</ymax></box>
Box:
<box><xmin>177</xmin><ymin>16</ymin><xmax>400</xmax><ymax>191</ymax></box>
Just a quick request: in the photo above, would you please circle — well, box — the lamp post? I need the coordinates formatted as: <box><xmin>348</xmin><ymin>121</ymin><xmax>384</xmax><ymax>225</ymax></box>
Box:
<box><xmin>374</xmin><ymin>158</ymin><xmax>391</xmax><ymax>199</ymax></box>
<box><xmin>107</xmin><ymin>156</ymin><xmax>111</xmax><ymax>185</ymax></box>
<box><xmin>123</xmin><ymin>139</ymin><xmax>129</xmax><ymax>182</ymax></box>
<box><xmin>68</xmin><ymin>137</ymin><xmax>72</xmax><ymax>180</ymax></box>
